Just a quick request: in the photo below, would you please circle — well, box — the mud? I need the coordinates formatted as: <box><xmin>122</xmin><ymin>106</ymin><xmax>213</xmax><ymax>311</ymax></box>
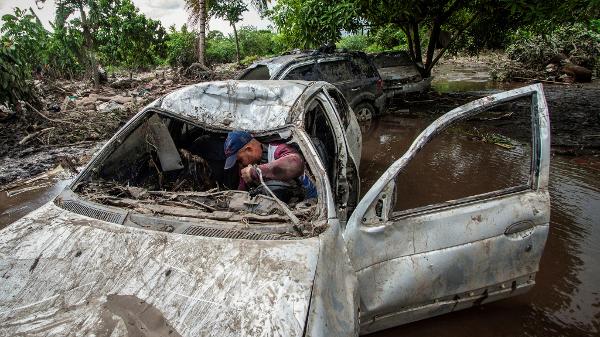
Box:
<box><xmin>105</xmin><ymin>294</ymin><xmax>182</xmax><ymax>337</ymax></box>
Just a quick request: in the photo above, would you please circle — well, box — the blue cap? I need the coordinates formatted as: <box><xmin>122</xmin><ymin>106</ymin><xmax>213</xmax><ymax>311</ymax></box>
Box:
<box><xmin>224</xmin><ymin>131</ymin><xmax>253</xmax><ymax>169</ymax></box>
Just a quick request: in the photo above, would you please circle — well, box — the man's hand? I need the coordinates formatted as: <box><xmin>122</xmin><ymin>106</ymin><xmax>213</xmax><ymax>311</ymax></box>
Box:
<box><xmin>241</xmin><ymin>165</ymin><xmax>256</xmax><ymax>184</ymax></box>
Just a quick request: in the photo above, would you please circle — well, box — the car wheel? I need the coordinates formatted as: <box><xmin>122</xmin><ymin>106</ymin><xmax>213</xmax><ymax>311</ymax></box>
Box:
<box><xmin>354</xmin><ymin>102</ymin><xmax>375</xmax><ymax>122</ymax></box>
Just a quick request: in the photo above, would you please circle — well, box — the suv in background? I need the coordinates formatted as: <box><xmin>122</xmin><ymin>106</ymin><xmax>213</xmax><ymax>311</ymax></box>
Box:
<box><xmin>239</xmin><ymin>50</ymin><xmax>386</xmax><ymax>121</ymax></box>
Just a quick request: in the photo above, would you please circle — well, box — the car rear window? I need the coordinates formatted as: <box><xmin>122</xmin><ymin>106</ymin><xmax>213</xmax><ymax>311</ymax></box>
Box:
<box><xmin>240</xmin><ymin>65</ymin><xmax>270</xmax><ymax>80</ymax></box>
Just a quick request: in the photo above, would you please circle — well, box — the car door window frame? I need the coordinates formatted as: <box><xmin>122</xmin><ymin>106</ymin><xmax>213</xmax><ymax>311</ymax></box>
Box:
<box><xmin>302</xmin><ymin>91</ymin><xmax>358</xmax><ymax>221</ymax></box>
<box><xmin>346</xmin><ymin>83</ymin><xmax>550</xmax><ymax>233</ymax></box>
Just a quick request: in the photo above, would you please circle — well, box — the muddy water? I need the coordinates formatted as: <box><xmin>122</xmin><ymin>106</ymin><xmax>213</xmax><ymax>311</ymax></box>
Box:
<box><xmin>0</xmin><ymin>173</ymin><xmax>71</xmax><ymax>229</ymax></box>
<box><xmin>362</xmin><ymin>115</ymin><xmax>600</xmax><ymax>337</ymax></box>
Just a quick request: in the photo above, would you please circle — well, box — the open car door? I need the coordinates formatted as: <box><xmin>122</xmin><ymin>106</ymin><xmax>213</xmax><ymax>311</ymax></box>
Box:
<box><xmin>344</xmin><ymin>84</ymin><xmax>550</xmax><ymax>334</ymax></box>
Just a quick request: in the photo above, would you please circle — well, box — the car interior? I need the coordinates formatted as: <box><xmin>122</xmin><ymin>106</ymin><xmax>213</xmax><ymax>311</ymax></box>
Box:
<box><xmin>72</xmin><ymin>111</ymin><xmax>326</xmax><ymax>237</ymax></box>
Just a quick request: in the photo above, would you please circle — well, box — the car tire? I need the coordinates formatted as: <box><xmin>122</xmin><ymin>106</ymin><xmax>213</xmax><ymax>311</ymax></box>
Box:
<box><xmin>354</xmin><ymin>102</ymin><xmax>375</xmax><ymax>122</ymax></box>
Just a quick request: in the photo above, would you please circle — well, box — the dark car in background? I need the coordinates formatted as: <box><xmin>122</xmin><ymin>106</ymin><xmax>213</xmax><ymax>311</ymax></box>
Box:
<box><xmin>239</xmin><ymin>50</ymin><xmax>386</xmax><ymax>121</ymax></box>
<box><xmin>370</xmin><ymin>51</ymin><xmax>433</xmax><ymax>105</ymax></box>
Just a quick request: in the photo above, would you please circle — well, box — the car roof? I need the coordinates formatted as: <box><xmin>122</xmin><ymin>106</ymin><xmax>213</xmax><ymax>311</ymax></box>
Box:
<box><xmin>252</xmin><ymin>50</ymin><xmax>370</xmax><ymax>78</ymax></box>
<box><xmin>156</xmin><ymin>80</ymin><xmax>316</xmax><ymax>131</ymax></box>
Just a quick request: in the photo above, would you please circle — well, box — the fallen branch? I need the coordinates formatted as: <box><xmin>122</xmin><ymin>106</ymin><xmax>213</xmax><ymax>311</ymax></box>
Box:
<box><xmin>512</xmin><ymin>77</ymin><xmax>571</xmax><ymax>85</ymax></box>
<box><xmin>18</xmin><ymin>127</ymin><xmax>55</xmax><ymax>145</ymax></box>
<box><xmin>23</xmin><ymin>101</ymin><xmax>76</xmax><ymax>125</ymax></box>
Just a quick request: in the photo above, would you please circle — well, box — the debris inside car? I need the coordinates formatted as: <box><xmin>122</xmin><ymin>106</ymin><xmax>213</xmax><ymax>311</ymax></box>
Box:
<box><xmin>72</xmin><ymin>111</ymin><xmax>322</xmax><ymax>238</ymax></box>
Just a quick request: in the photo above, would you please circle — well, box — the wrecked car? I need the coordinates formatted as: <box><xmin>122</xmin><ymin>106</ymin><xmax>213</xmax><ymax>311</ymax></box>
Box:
<box><xmin>239</xmin><ymin>50</ymin><xmax>386</xmax><ymax>121</ymax></box>
<box><xmin>0</xmin><ymin>81</ymin><xmax>550</xmax><ymax>336</ymax></box>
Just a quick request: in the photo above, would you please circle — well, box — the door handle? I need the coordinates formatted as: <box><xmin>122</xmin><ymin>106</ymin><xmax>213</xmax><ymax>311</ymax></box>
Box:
<box><xmin>351</xmin><ymin>87</ymin><xmax>360</xmax><ymax>91</ymax></box>
<box><xmin>504</xmin><ymin>221</ymin><xmax>535</xmax><ymax>235</ymax></box>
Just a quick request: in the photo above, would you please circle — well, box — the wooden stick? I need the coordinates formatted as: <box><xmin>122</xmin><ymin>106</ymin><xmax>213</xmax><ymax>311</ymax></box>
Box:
<box><xmin>512</xmin><ymin>77</ymin><xmax>571</xmax><ymax>85</ymax></box>
<box><xmin>18</xmin><ymin>127</ymin><xmax>55</xmax><ymax>145</ymax></box>
<box><xmin>23</xmin><ymin>101</ymin><xmax>76</xmax><ymax>125</ymax></box>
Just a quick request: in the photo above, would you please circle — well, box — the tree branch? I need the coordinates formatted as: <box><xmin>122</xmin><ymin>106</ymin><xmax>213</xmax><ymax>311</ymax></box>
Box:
<box><xmin>427</xmin><ymin>13</ymin><xmax>478</xmax><ymax>73</ymax></box>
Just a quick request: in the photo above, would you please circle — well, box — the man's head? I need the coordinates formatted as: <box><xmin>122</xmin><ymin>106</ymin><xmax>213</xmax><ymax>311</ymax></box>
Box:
<box><xmin>224</xmin><ymin>131</ymin><xmax>262</xmax><ymax>169</ymax></box>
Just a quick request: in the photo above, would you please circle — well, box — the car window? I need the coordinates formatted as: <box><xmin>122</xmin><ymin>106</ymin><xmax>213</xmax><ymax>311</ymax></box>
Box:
<box><xmin>318</xmin><ymin>60</ymin><xmax>353</xmax><ymax>83</ymax></box>
<box><xmin>283</xmin><ymin>63</ymin><xmax>318</xmax><ymax>81</ymax></box>
<box><xmin>368</xmin><ymin>96</ymin><xmax>535</xmax><ymax>213</ymax></box>
<box><xmin>240</xmin><ymin>65</ymin><xmax>270</xmax><ymax>79</ymax></box>
<box><xmin>326</xmin><ymin>89</ymin><xmax>350</xmax><ymax>128</ymax></box>
<box><xmin>351</xmin><ymin>56</ymin><xmax>378</xmax><ymax>79</ymax></box>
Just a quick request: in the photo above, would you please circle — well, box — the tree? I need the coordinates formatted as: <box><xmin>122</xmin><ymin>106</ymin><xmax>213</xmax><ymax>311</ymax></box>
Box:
<box><xmin>269</xmin><ymin>0</ymin><xmax>598</xmax><ymax>78</ymax></box>
<box><xmin>94</xmin><ymin>0</ymin><xmax>166</xmax><ymax>74</ymax></box>
<box><xmin>51</xmin><ymin>0</ymin><xmax>100</xmax><ymax>86</ymax></box>
<box><xmin>0</xmin><ymin>7</ymin><xmax>48</xmax><ymax>73</ymax></box>
<box><xmin>184</xmin><ymin>0</ymin><xmax>212</xmax><ymax>67</ymax></box>
<box><xmin>269</xmin><ymin>0</ymin><xmax>360</xmax><ymax>49</ymax></box>
<box><xmin>210</xmin><ymin>0</ymin><xmax>248</xmax><ymax>63</ymax></box>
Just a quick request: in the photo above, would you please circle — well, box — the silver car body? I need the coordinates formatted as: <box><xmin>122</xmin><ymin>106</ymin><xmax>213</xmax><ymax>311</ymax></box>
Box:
<box><xmin>0</xmin><ymin>81</ymin><xmax>550</xmax><ymax>336</ymax></box>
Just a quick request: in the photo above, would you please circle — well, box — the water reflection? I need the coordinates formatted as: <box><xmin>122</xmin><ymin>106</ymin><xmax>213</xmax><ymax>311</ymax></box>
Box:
<box><xmin>362</xmin><ymin>115</ymin><xmax>600</xmax><ymax>336</ymax></box>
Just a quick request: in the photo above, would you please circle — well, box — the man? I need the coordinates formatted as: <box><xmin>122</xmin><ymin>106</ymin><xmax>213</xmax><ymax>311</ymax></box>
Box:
<box><xmin>224</xmin><ymin>131</ymin><xmax>317</xmax><ymax>200</ymax></box>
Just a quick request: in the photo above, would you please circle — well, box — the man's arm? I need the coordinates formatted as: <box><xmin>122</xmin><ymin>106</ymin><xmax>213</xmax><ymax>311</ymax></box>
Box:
<box><xmin>254</xmin><ymin>144</ymin><xmax>304</xmax><ymax>181</ymax></box>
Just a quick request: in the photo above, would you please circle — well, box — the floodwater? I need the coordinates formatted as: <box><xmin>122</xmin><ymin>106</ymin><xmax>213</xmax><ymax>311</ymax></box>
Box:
<box><xmin>0</xmin><ymin>67</ymin><xmax>598</xmax><ymax>336</ymax></box>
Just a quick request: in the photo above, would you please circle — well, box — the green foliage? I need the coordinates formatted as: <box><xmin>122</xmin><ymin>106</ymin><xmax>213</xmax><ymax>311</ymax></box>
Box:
<box><xmin>46</xmin><ymin>23</ymin><xmax>85</xmax><ymax>78</ymax></box>
<box><xmin>203</xmin><ymin>27</ymin><xmax>285</xmax><ymax>65</ymax></box>
<box><xmin>336</xmin><ymin>34</ymin><xmax>371</xmax><ymax>51</ymax></box>
<box><xmin>166</xmin><ymin>25</ymin><xmax>197</xmax><ymax>68</ymax></box>
<box><xmin>371</xmin><ymin>24</ymin><xmax>407</xmax><ymax>50</ymax></box>
<box><xmin>0</xmin><ymin>7</ymin><xmax>48</xmax><ymax>73</ymax></box>
<box><xmin>210</xmin><ymin>0</ymin><xmax>247</xmax><ymax>26</ymax></box>
<box><xmin>268</xmin><ymin>0</ymin><xmax>360</xmax><ymax>49</ymax></box>
<box><xmin>95</xmin><ymin>0</ymin><xmax>167</xmax><ymax>72</ymax></box>
<box><xmin>506</xmin><ymin>23</ymin><xmax>600</xmax><ymax>70</ymax></box>
<box><xmin>206</xmin><ymin>33</ymin><xmax>237</xmax><ymax>64</ymax></box>
<box><xmin>240</xmin><ymin>54</ymin><xmax>259</xmax><ymax>66</ymax></box>
<box><xmin>238</xmin><ymin>26</ymin><xmax>286</xmax><ymax>57</ymax></box>
<box><xmin>0</xmin><ymin>43</ymin><xmax>36</xmax><ymax>110</ymax></box>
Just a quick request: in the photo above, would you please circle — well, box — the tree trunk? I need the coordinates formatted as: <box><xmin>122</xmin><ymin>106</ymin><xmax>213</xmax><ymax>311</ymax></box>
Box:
<box><xmin>79</xmin><ymin>3</ymin><xmax>99</xmax><ymax>87</ymax></box>
<box><xmin>425</xmin><ymin>19</ymin><xmax>442</xmax><ymax>72</ymax></box>
<box><xmin>232</xmin><ymin>23</ymin><xmax>240</xmax><ymax>64</ymax></box>
<box><xmin>197</xmin><ymin>0</ymin><xmax>206</xmax><ymax>66</ymax></box>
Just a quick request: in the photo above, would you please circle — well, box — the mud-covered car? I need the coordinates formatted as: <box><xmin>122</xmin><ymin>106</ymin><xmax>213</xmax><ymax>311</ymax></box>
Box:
<box><xmin>239</xmin><ymin>50</ymin><xmax>386</xmax><ymax>121</ymax></box>
<box><xmin>370</xmin><ymin>51</ymin><xmax>434</xmax><ymax>99</ymax></box>
<box><xmin>0</xmin><ymin>81</ymin><xmax>551</xmax><ymax>336</ymax></box>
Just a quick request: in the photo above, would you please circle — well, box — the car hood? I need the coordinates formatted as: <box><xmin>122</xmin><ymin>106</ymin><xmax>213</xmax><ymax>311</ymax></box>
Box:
<box><xmin>0</xmin><ymin>203</ymin><xmax>320</xmax><ymax>337</ymax></box>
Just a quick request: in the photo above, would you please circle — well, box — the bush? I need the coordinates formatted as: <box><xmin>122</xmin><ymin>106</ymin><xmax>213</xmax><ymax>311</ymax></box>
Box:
<box><xmin>0</xmin><ymin>43</ymin><xmax>37</xmax><ymax>110</ymax></box>
<box><xmin>371</xmin><ymin>24</ymin><xmax>407</xmax><ymax>50</ymax></box>
<box><xmin>206</xmin><ymin>34</ymin><xmax>237</xmax><ymax>64</ymax></box>
<box><xmin>238</xmin><ymin>26</ymin><xmax>284</xmax><ymax>58</ymax></box>
<box><xmin>166</xmin><ymin>25</ymin><xmax>197</xmax><ymax>68</ymax></box>
<box><xmin>45</xmin><ymin>24</ymin><xmax>85</xmax><ymax>79</ymax></box>
<box><xmin>506</xmin><ymin>23</ymin><xmax>600</xmax><ymax>70</ymax></box>
<box><xmin>336</xmin><ymin>34</ymin><xmax>371</xmax><ymax>51</ymax></box>
<box><xmin>1</xmin><ymin>7</ymin><xmax>48</xmax><ymax>74</ymax></box>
